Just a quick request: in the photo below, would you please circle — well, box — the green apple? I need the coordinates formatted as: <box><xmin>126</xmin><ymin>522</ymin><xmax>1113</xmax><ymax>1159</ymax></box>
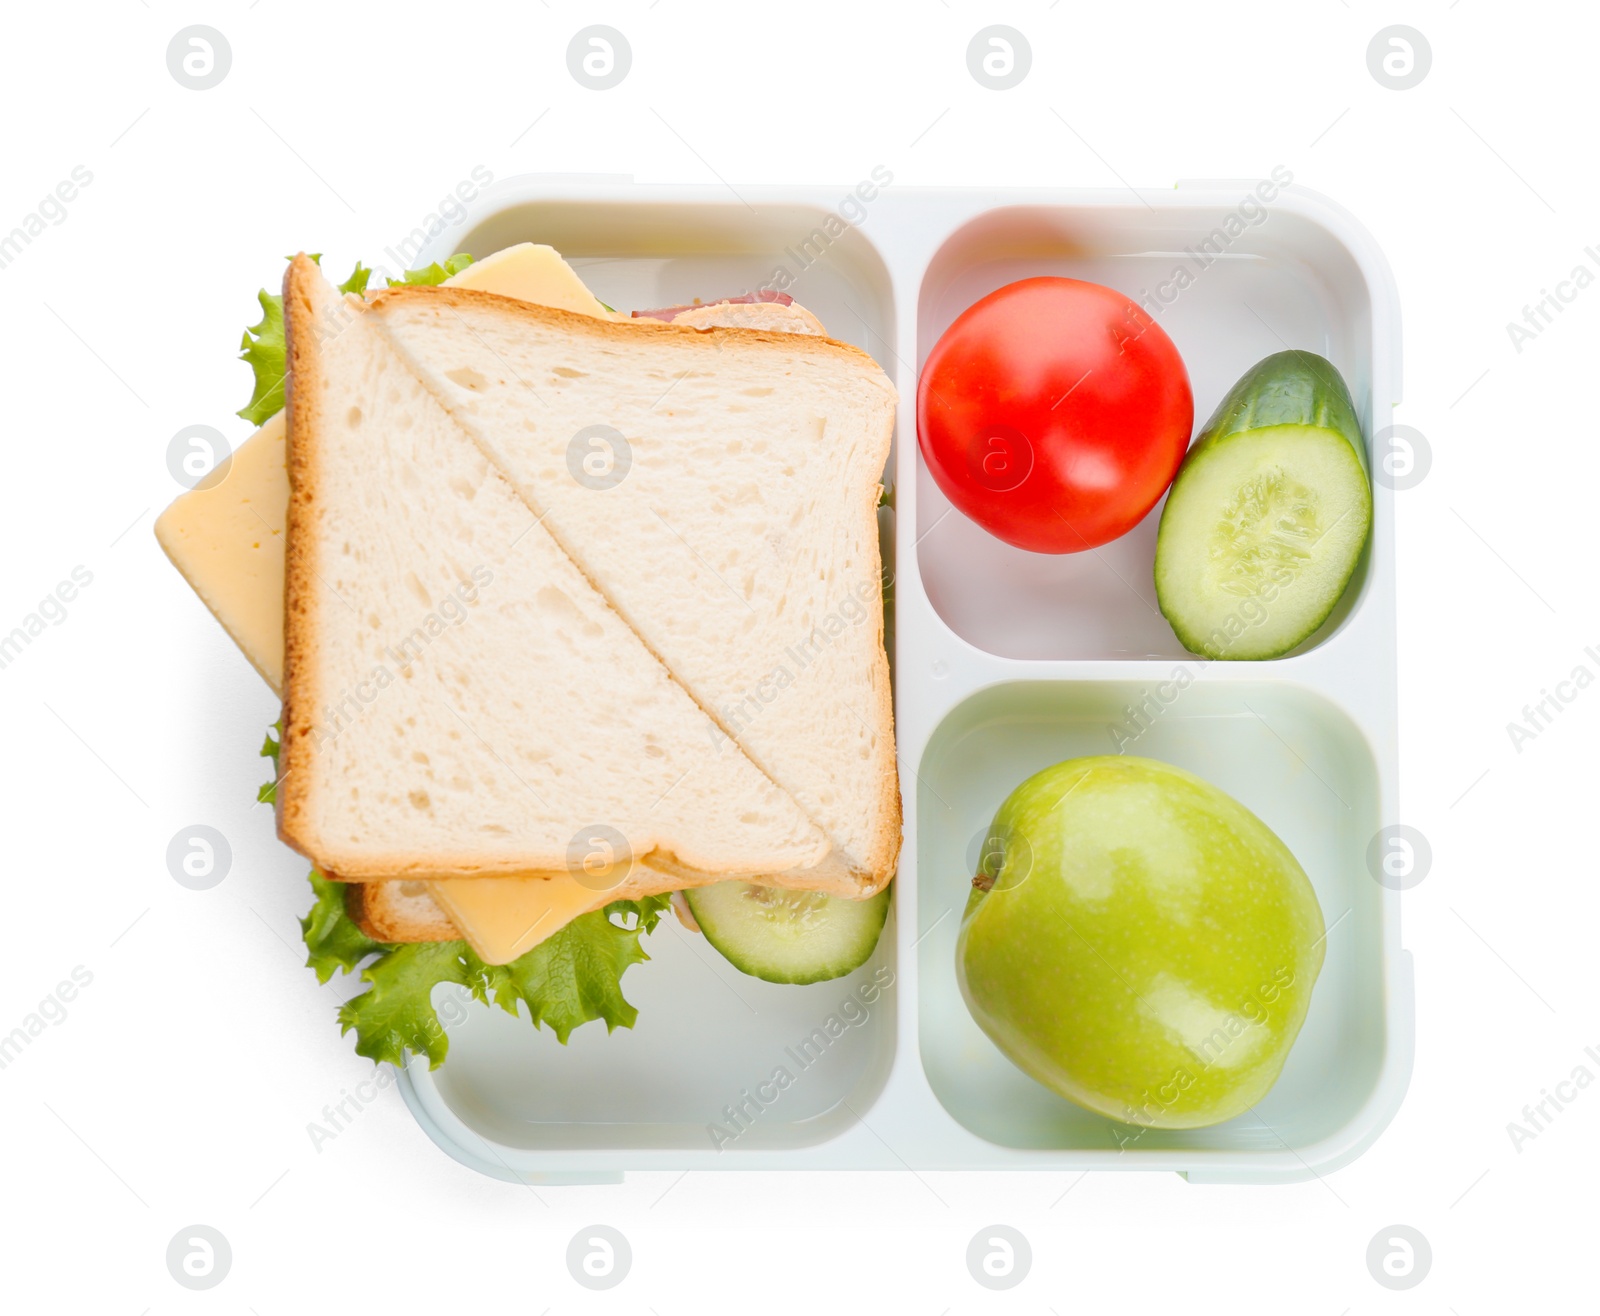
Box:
<box><xmin>956</xmin><ymin>755</ymin><xmax>1325</xmax><ymax>1129</ymax></box>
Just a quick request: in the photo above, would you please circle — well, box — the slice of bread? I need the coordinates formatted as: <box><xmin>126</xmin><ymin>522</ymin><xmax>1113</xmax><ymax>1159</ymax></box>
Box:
<box><xmin>347</xmin><ymin>879</ymin><xmax>457</xmax><ymax>942</ymax></box>
<box><xmin>666</xmin><ymin>301</ymin><xmax>825</xmax><ymax>335</ymax></box>
<box><xmin>347</xmin><ymin>296</ymin><xmax>894</xmax><ymax>946</ymax></box>
<box><xmin>368</xmin><ymin>287</ymin><xmax>901</xmax><ymax>896</ymax></box>
<box><xmin>278</xmin><ymin>256</ymin><xmax>829</xmax><ymax>881</ymax></box>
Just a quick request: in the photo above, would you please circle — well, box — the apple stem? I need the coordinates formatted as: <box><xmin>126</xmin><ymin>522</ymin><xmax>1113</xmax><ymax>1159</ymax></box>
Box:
<box><xmin>971</xmin><ymin>873</ymin><xmax>995</xmax><ymax>892</ymax></box>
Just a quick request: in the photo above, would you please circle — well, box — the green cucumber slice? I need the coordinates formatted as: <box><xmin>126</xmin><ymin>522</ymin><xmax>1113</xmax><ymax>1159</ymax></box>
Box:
<box><xmin>1155</xmin><ymin>351</ymin><xmax>1372</xmax><ymax>660</ymax></box>
<box><xmin>684</xmin><ymin>881</ymin><xmax>891</xmax><ymax>985</ymax></box>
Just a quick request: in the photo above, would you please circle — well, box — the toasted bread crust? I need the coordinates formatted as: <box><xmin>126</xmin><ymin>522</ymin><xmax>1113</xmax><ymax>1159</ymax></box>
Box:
<box><xmin>346</xmin><ymin>878</ymin><xmax>457</xmax><ymax>942</ymax></box>
<box><xmin>276</xmin><ymin>254</ymin><xmax>329</xmax><ymax>867</ymax></box>
<box><xmin>367</xmin><ymin>282</ymin><xmax>889</xmax><ymax>371</ymax></box>
<box><xmin>847</xmin><ymin>568</ymin><xmax>900</xmax><ymax>895</ymax></box>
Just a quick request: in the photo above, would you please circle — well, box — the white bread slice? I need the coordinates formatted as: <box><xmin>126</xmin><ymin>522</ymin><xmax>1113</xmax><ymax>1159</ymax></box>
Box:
<box><xmin>347</xmin><ymin>879</ymin><xmax>457</xmax><ymax>942</ymax></box>
<box><xmin>667</xmin><ymin>301</ymin><xmax>825</xmax><ymax>335</ymax></box>
<box><xmin>367</xmin><ymin>288</ymin><xmax>900</xmax><ymax>896</ymax></box>
<box><xmin>278</xmin><ymin>256</ymin><xmax>828</xmax><ymax>881</ymax></box>
<box><xmin>348</xmin><ymin>296</ymin><xmax>886</xmax><ymax>946</ymax></box>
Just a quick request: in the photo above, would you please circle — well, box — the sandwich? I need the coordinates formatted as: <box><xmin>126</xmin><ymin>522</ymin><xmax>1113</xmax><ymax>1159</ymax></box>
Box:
<box><xmin>157</xmin><ymin>242</ymin><xmax>900</xmax><ymax>1066</ymax></box>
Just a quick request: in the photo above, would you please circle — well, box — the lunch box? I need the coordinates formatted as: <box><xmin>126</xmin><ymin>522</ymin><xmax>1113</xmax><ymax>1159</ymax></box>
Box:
<box><xmin>395</xmin><ymin>178</ymin><xmax>1411</xmax><ymax>1184</ymax></box>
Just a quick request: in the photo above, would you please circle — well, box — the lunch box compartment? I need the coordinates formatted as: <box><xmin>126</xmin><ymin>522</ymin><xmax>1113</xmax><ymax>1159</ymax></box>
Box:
<box><xmin>915</xmin><ymin>200</ymin><xmax>1379</xmax><ymax>663</ymax></box>
<box><xmin>455</xmin><ymin>198</ymin><xmax>900</xmax><ymax>389</ymax></box>
<box><xmin>425</xmin><ymin>916</ymin><xmax>897</xmax><ymax>1153</ymax></box>
<box><xmin>914</xmin><ymin>678</ymin><xmax>1389</xmax><ymax>1156</ymax></box>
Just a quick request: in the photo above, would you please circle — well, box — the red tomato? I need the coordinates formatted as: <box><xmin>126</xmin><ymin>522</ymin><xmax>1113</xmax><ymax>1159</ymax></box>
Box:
<box><xmin>917</xmin><ymin>277</ymin><xmax>1193</xmax><ymax>553</ymax></box>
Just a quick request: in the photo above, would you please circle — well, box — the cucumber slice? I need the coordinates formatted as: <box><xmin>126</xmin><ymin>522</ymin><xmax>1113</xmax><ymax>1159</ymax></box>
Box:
<box><xmin>683</xmin><ymin>881</ymin><xmax>891</xmax><ymax>985</ymax></box>
<box><xmin>1155</xmin><ymin>351</ymin><xmax>1372</xmax><ymax>660</ymax></box>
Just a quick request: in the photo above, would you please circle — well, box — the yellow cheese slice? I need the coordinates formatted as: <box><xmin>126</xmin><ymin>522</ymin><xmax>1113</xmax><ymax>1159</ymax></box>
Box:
<box><xmin>156</xmin><ymin>409</ymin><xmax>290</xmax><ymax>690</ymax></box>
<box><xmin>156</xmin><ymin>244</ymin><xmax>619</xmax><ymax>962</ymax></box>
<box><xmin>425</xmin><ymin>875</ymin><xmax>605</xmax><ymax>965</ymax></box>
<box><xmin>445</xmin><ymin>242</ymin><xmax>614</xmax><ymax>315</ymax></box>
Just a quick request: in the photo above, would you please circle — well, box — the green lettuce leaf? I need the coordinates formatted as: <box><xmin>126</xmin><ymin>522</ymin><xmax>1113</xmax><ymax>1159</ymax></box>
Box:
<box><xmin>301</xmin><ymin>869</ymin><xmax>383</xmax><ymax>983</ymax></box>
<box><xmin>274</xmin><ymin>718</ymin><xmax>666</xmax><ymax>1070</ymax></box>
<box><xmin>339</xmin><ymin>940</ymin><xmax>480</xmax><ymax>1068</ymax></box>
<box><xmin>236</xmin><ymin>255</ymin><xmax>461</xmax><ymax>425</ymax></box>
<box><xmin>337</xmin><ymin>263</ymin><xmax>372</xmax><ymax>296</ymax></box>
<box><xmin>237</xmin><ymin>287</ymin><xmax>286</xmax><ymax>425</ymax></box>
<box><xmin>603</xmin><ymin>892</ymin><xmax>674</xmax><ymax>935</ymax></box>
<box><xmin>479</xmin><ymin>907</ymin><xmax>657</xmax><ymax>1043</ymax></box>
<box><xmin>257</xmin><ymin>721</ymin><xmax>280</xmax><ymax>804</ymax></box>
<box><xmin>321</xmin><ymin>897</ymin><xmax>664</xmax><ymax>1067</ymax></box>
<box><xmin>386</xmin><ymin>253</ymin><xmax>474</xmax><ymax>288</ymax></box>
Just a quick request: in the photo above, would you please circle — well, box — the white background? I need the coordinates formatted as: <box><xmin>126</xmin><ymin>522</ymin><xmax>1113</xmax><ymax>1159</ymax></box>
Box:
<box><xmin>0</xmin><ymin>1</ymin><xmax>1589</xmax><ymax>1310</ymax></box>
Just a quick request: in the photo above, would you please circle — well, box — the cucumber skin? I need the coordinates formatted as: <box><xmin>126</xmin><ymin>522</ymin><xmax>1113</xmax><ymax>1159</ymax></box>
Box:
<box><xmin>684</xmin><ymin>882</ymin><xmax>892</xmax><ymax>986</ymax></box>
<box><xmin>1194</xmin><ymin>350</ymin><xmax>1366</xmax><ymax>461</ymax></box>
<box><xmin>1155</xmin><ymin>352</ymin><xmax>1373</xmax><ymax>661</ymax></box>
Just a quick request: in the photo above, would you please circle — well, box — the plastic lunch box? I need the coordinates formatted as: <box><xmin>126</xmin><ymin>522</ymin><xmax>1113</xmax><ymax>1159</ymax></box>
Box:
<box><xmin>393</xmin><ymin>178</ymin><xmax>1411</xmax><ymax>1184</ymax></box>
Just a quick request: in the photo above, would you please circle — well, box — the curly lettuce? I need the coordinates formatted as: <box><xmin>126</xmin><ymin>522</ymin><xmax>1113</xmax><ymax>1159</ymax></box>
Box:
<box><xmin>307</xmin><ymin>870</ymin><xmax>671</xmax><ymax>1068</ymax></box>
<box><xmin>266</xmin><ymin>723</ymin><xmax>669</xmax><ymax>1067</ymax></box>
<box><xmin>237</xmin><ymin>252</ymin><xmax>471</xmax><ymax>425</ymax></box>
<box><xmin>386</xmin><ymin>253</ymin><xmax>474</xmax><ymax>288</ymax></box>
<box><xmin>257</xmin><ymin>721</ymin><xmax>281</xmax><ymax>804</ymax></box>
